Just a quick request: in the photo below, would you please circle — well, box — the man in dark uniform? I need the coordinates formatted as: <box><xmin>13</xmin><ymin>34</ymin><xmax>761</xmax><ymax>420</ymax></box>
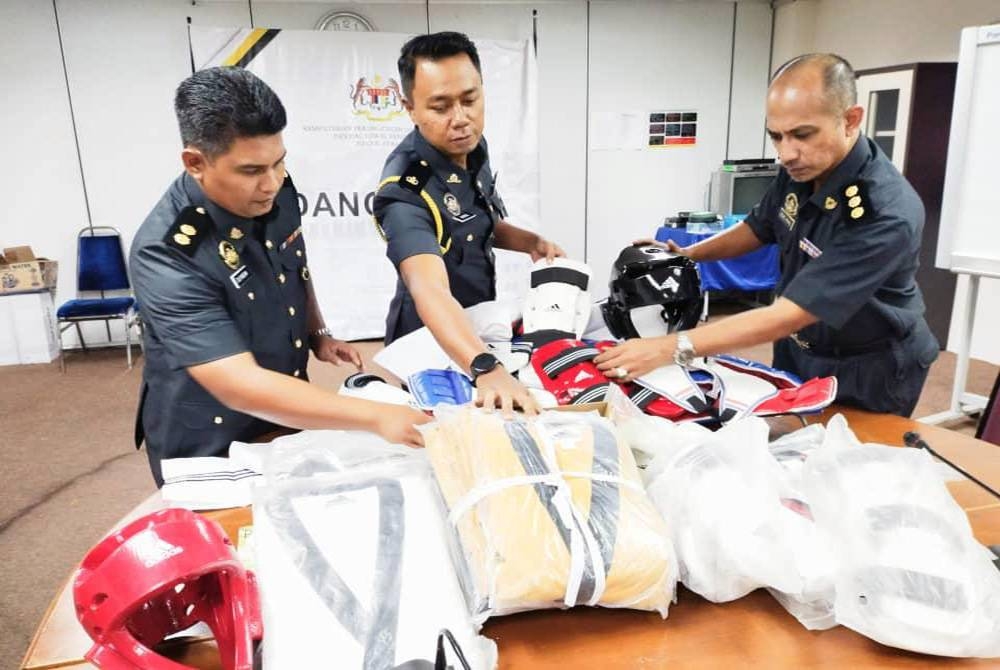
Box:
<box><xmin>131</xmin><ymin>67</ymin><xmax>428</xmax><ymax>485</ymax></box>
<box><xmin>596</xmin><ymin>53</ymin><xmax>939</xmax><ymax>417</ymax></box>
<box><xmin>373</xmin><ymin>32</ymin><xmax>564</xmax><ymax>415</ymax></box>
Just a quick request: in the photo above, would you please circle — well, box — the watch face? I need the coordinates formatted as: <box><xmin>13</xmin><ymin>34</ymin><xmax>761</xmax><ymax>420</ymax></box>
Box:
<box><xmin>471</xmin><ymin>353</ymin><xmax>499</xmax><ymax>376</ymax></box>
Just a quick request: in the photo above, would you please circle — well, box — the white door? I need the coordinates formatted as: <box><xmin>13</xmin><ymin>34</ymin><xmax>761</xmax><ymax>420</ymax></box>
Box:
<box><xmin>856</xmin><ymin>69</ymin><xmax>914</xmax><ymax>172</ymax></box>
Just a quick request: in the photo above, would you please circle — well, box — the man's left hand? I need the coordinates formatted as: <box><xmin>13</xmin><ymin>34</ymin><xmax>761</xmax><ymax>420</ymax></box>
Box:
<box><xmin>593</xmin><ymin>335</ymin><xmax>674</xmax><ymax>381</ymax></box>
<box><xmin>530</xmin><ymin>236</ymin><xmax>565</xmax><ymax>263</ymax></box>
<box><xmin>311</xmin><ymin>335</ymin><xmax>364</xmax><ymax>370</ymax></box>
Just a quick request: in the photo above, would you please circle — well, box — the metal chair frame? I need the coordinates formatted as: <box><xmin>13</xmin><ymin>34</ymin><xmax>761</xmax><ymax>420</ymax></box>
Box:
<box><xmin>57</xmin><ymin>226</ymin><xmax>142</xmax><ymax>371</ymax></box>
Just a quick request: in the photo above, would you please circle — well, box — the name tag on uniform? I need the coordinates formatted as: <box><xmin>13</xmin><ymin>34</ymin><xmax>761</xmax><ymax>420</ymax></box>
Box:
<box><xmin>799</xmin><ymin>238</ymin><xmax>823</xmax><ymax>259</ymax></box>
<box><xmin>230</xmin><ymin>265</ymin><xmax>251</xmax><ymax>289</ymax></box>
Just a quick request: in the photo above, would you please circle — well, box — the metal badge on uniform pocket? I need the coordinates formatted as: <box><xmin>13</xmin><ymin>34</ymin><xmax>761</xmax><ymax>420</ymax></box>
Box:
<box><xmin>218</xmin><ymin>241</ymin><xmax>241</xmax><ymax>270</ymax></box>
<box><xmin>780</xmin><ymin>193</ymin><xmax>799</xmax><ymax>229</ymax></box>
<box><xmin>443</xmin><ymin>192</ymin><xmax>476</xmax><ymax>223</ymax></box>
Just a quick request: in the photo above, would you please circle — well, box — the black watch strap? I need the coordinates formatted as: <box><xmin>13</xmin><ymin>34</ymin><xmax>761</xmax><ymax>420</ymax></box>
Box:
<box><xmin>470</xmin><ymin>352</ymin><xmax>501</xmax><ymax>386</ymax></box>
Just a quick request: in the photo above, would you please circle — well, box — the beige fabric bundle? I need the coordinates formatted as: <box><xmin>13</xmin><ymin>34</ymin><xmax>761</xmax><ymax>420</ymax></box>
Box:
<box><xmin>423</xmin><ymin>408</ymin><xmax>675</xmax><ymax>621</ymax></box>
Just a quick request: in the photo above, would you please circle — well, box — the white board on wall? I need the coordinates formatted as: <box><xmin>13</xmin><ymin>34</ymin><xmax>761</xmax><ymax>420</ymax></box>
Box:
<box><xmin>937</xmin><ymin>24</ymin><xmax>1000</xmax><ymax>279</ymax></box>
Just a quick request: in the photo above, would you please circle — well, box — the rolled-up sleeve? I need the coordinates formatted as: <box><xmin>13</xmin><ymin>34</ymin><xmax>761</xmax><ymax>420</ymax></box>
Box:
<box><xmin>131</xmin><ymin>243</ymin><xmax>247</xmax><ymax>367</ymax></box>
<box><xmin>782</xmin><ymin>215</ymin><xmax>911</xmax><ymax>329</ymax></box>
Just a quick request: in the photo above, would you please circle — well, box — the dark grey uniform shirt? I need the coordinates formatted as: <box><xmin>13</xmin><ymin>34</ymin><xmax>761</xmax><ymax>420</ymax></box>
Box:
<box><xmin>373</xmin><ymin>128</ymin><xmax>506</xmax><ymax>344</ymax></box>
<box><xmin>744</xmin><ymin>135</ymin><xmax>939</xmax><ymax>416</ymax></box>
<box><xmin>130</xmin><ymin>172</ymin><xmax>311</xmax><ymax>484</ymax></box>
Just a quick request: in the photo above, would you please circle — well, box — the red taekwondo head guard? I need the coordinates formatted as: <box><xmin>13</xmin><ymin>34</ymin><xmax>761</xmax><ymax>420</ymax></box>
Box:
<box><xmin>73</xmin><ymin>508</ymin><xmax>262</xmax><ymax>670</ymax></box>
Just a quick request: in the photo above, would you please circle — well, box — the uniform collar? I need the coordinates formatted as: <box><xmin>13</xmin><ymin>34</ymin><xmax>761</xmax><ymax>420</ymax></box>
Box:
<box><xmin>180</xmin><ymin>172</ymin><xmax>266</xmax><ymax>252</ymax></box>
<box><xmin>411</xmin><ymin>127</ymin><xmax>488</xmax><ymax>186</ymax></box>
<box><xmin>807</xmin><ymin>134</ymin><xmax>870</xmax><ymax>210</ymax></box>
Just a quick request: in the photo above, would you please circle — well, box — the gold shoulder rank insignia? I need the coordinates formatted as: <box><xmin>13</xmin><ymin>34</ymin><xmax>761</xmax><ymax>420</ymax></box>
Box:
<box><xmin>848</xmin><ymin>195</ymin><xmax>862</xmax><ymax>208</ymax></box>
<box><xmin>850</xmin><ymin>206</ymin><xmax>865</xmax><ymax>220</ymax></box>
<box><xmin>165</xmin><ymin>205</ymin><xmax>211</xmax><ymax>256</ymax></box>
<box><xmin>845</xmin><ymin>184</ymin><xmax>859</xmax><ymax>198</ymax></box>
<box><xmin>824</xmin><ymin>197</ymin><xmax>837</xmax><ymax>210</ymax></box>
<box><xmin>398</xmin><ymin>159</ymin><xmax>433</xmax><ymax>194</ymax></box>
<box><xmin>229</xmin><ymin>227</ymin><xmax>244</xmax><ymax>240</ymax></box>
<box><xmin>447</xmin><ymin>173</ymin><xmax>462</xmax><ymax>184</ymax></box>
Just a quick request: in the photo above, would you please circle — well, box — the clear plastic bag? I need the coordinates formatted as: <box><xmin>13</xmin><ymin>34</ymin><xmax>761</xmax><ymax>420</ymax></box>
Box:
<box><xmin>641</xmin><ymin>416</ymin><xmax>808</xmax><ymax>602</ymax></box>
<box><xmin>802</xmin><ymin>418</ymin><xmax>1000</xmax><ymax>657</ymax></box>
<box><xmin>422</xmin><ymin>407</ymin><xmax>676</xmax><ymax>622</ymax></box>
<box><xmin>253</xmin><ymin>441</ymin><xmax>497</xmax><ymax>668</ymax></box>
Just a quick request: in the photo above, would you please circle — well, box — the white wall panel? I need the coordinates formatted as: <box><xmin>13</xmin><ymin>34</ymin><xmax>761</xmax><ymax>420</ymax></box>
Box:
<box><xmin>52</xmin><ymin>0</ymin><xmax>249</xmax><ymax>347</ymax></box>
<box><xmin>585</xmin><ymin>0</ymin><xmax>742</xmax><ymax>296</ymax></box>
<box><xmin>1</xmin><ymin>0</ymin><xmax>88</xmax><ymax>347</ymax></box>
<box><xmin>728</xmin><ymin>0</ymin><xmax>772</xmax><ymax>160</ymax></box>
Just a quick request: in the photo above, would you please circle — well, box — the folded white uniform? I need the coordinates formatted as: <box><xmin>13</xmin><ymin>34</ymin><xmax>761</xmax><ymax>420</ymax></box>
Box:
<box><xmin>254</xmin><ymin>455</ymin><xmax>497</xmax><ymax>669</ymax></box>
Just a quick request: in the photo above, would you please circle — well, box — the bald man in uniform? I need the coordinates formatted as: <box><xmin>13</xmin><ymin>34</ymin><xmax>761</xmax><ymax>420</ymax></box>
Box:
<box><xmin>596</xmin><ymin>53</ymin><xmax>938</xmax><ymax>417</ymax></box>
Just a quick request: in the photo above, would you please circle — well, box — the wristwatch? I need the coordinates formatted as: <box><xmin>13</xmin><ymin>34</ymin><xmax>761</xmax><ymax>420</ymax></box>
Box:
<box><xmin>673</xmin><ymin>331</ymin><xmax>697</xmax><ymax>367</ymax></box>
<box><xmin>310</xmin><ymin>326</ymin><xmax>333</xmax><ymax>339</ymax></box>
<box><xmin>469</xmin><ymin>352</ymin><xmax>502</xmax><ymax>386</ymax></box>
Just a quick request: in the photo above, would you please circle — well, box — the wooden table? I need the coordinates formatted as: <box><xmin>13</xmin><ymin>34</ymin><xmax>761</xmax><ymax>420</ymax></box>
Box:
<box><xmin>21</xmin><ymin>407</ymin><xmax>1000</xmax><ymax>669</ymax></box>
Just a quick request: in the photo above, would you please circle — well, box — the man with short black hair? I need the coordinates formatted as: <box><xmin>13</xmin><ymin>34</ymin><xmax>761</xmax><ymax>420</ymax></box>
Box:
<box><xmin>131</xmin><ymin>66</ymin><xmax>428</xmax><ymax>485</ymax></box>
<box><xmin>597</xmin><ymin>53</ymin><xmax>939</xmax><ymax>417</ymax></box>
<box><xmin>374</xmin><ymin>32</ymin><xmax>564</xmax><ymax>415</ymax></box>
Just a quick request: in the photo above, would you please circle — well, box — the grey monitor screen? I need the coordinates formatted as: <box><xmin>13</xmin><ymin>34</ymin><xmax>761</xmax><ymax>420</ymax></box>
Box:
<box><xmin>732</xmin><ymin>175</ymin><xmax>776</xmax><ymax>215</ymax></box>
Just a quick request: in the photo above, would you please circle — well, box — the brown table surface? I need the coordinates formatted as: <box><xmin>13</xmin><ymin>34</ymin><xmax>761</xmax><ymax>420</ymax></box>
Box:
<box><xmin>21</xmin><ymin>407</ymin><xmax>1000</xmax><ymax>669</ymax></box>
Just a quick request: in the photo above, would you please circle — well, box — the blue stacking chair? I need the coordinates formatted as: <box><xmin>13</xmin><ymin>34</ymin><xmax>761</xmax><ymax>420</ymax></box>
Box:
<box><xmin>57</xmin><ymin>227</ymin><xmax>141</xmax><ymax>370</ymax></box>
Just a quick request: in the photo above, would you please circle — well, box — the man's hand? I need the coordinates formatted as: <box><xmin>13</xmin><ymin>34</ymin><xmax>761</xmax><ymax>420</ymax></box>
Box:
<box><xmin>475</xmin><ymin>366</ymin><xmax>540</xmax><ymax>416</ymax></box>
<box><xmin>530</xmin><ymin>236</ymin><xmax>566</xmax><ymax>263</ymax></box>
<box><xmin>374</xmin><ymin>405</ymin><xmax>431</xmax><ymax>447</ymax></box>
<box><xmin>594</xmin><ymin>335</ymin><xmax>675</xmax><ymax>381</ymax></box>
<box><xmin>311</xmin><ymin>335</ymin><xmax>363</xmax><ymax>371</ymax></box>
<box><xmin>632</xmin><ymin>237</ymin><xmax>687</xmax><ymax>255</ymax></box>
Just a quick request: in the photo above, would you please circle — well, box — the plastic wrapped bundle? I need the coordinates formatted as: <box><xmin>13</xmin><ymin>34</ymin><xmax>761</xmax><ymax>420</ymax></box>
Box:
<box><xmin>802</xmin><ymin>419</ymin><xmax>1000</xmax><ymax>657</ymax></box>
<box><xmin>253</xmin><ymin>442</ymin><xmax>497</xmax><ymax>669</ymax></box>
<box><xmin>639</xmin><ymin>416</ymin><xmax>806</xmax><ymax>602</ymax></box>
<box><xmin>423</xmin><ymin>408</ymin><xmax>676</xmax><ymax>622</ymax></box>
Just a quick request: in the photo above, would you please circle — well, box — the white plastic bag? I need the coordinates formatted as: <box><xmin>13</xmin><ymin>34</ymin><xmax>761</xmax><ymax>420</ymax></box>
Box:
<box><xmin>802</xmin><ymin>419</ymin><xmax>1000</xmax><ymax>657</ymax></box>
<box><xmin>253</xmin><ymin>444</ymin><xmax>497</xmax><ymax>668</ymax></box>
<box><xmin>641</xmin><ymin>416</ymin><xmax>804</xmax><ymax>602</ymax></box>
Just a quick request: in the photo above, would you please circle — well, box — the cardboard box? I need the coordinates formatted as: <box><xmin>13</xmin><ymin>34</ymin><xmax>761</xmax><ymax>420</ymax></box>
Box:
<box><xmin>3</xmin><ymin>246</ymin><xmax>36</xmax><ymax>262</ymax></box>
<box><xmin>0</xmin><ymin>245</ymin><xmax>58</xmax><ymax>295</ymax></box>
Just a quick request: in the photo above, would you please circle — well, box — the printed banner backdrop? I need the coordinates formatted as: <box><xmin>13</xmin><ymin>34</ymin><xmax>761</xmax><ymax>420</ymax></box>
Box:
<box><xmin>191</xmin><ymin>27</ymin><xmax>539</xmax><ymax>340</ymax></box>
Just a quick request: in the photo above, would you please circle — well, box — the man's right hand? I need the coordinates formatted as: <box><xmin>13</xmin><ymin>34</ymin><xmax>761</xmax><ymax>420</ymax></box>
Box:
<box><xmin>632</xmin><ymin>238</ymin><xmax>687</xmax><ymax>255</ymax></box>
<box><xmin>475</xmin><ymin>366</ymin><xmax>539</xmax><ymax>417</ymax></box>
<box><xmin>374</xmin><ymin>405</ymin><xmax>432</xmax><ymax>447</ymax></box>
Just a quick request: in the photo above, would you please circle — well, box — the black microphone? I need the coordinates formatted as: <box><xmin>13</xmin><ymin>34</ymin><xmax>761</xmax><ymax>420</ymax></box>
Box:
<box><xmin>903</xmin><ymin>431</ymin><xmax>1000</xmax><ymax>570</ymax></box>
<box><xmin>903</xmin><ymin>431</ymin><xmax>1000</xmax><ymax>500</ymax></box>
